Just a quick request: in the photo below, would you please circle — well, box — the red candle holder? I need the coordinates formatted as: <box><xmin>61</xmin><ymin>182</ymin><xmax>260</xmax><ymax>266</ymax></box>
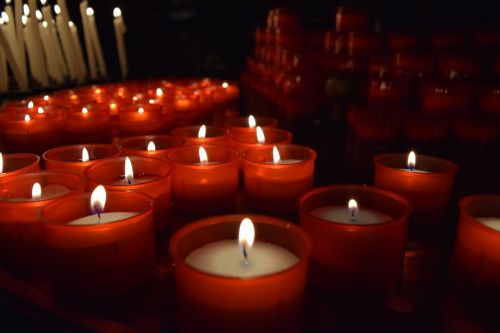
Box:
<box><xmin>85</xmin><ymin>156</ymin><xmax>171</xmax><ymax>230</ymax></box>
<box><xmin>437</xmin><ymin>54</ymin><xmax>481</xmax><ymax>80</ymax></box>
<box><xmin>393</xmin><ymin>52</ymin><xmax>433</xmax><ymax>79</ymax></box>
<box><xmin>119</xmin><ymin>135</ymin><xmax>185</xmax><ymax>158</ymax></box>
<box><xmin>374</xmin><ymin>153</ymin><xmax>457</xmax><ymax>224</ymax></box>
<box><xmin>367</xmin><ymin>78</ymin><xmax>411</xmax><ymax>106</ymax></box>
<box><xmin>420</xmin><ymin>81</ymin><xmax>473</xmax><ymax>117</ymax></box>
<box><xmin>224</xmin><ymin>116</ymin><xmax>278</xmax><ymax>136</ymax></box>
<box><xmin>43</xmin><ymin>144</ymin><xmax>121</xmax><ymax>175</ymax></box>
<box><xmin>0</xmin><ymin>171</ymin><xmax>85</xmax><ymax>264</ymax></box>
<box><xmin>298</xmin><ymin>185</ymin><xmax>411</xmax><ymax>293</ymax></box>
<box><xmin>171</xmin><ymin>125</ymin><xmax>229</xmax><ymax>146</ymax></box>
<box><xmin>453</xmin><ymin>117</ymin><xmax>499</xmax><ymax>144</ymax></box>
<box><xmin>118</xmin><ymin>103</ymin><xmax>164</xmax><ymax>137</ymax></box>
<box><xmin>243</xmin><ymin>144</ymin><xmax>316</xmax><ymax>211</ymax></box>
<box><xmin>334</xmin><ymin>6</ymin><xmax>369</xmax><ymax>32</ymax></box>
<box><xmin>404</xmin><ymin>115</ymin><xmax>450</xmax><ymax>143</ymax></box>
<box><xmin>451</xmin><ymin>195</ymin><xmax>500</xmax><ymax>301</ymax></box>
<box><xmin>0</xmin><ymin>153</ymin><xmax>40</xmax><ymax>181</ymax></box>
<box><xmin>229</xmin><ymin>128</ymin><xmax>293</xmax><ymax>153</ymax></box>
<box><xmin>388</xmin><ymin>33</ymin><xmax>423</xmax><ymax>52</ymax></box>
<box><xmin>41</xmin><ymin>191</ymin><xmax>155</xmax><ymax>298</ymax></box>
<box><xmin>479</xmin><ymin>84</ymin><xmax>500</xmax><ymax>119</ymax></box>
<box><xmin>431</xmin><ymin>31</ymin><xmax>469</xmax><ymax>50</ymax></box>
<box><xmin>166</xmin><ymin>145</ymin><xmax>240</xmax><ymax>211</ymax></box>
<box><xmin>63</xmin><ymin>103</ymin><xmax>112</xmax><ymax>143</ymax></box>
<box><xmin>169</xmin><ymin>214</ymin><xmax>312</xmax><ymax>333</ymax></box>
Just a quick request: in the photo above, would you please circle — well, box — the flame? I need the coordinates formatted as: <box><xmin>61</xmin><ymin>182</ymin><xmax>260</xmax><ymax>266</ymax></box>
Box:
<box><xmin>407</xmin><ymin>151</ymin><xmax>416</xmax><ymax>171</ymax></box>
<box><xmin>147</xmin><ymin>141</ymin><xmax>156</xmax><ymax>151</ymax></box>
<box><xmin>222</xmin><ymin>82</ymin><xmax>229</xmax><ymax>89</ymax></box>
<box><xmin>155</xmin><ymin>88</ymin><xmax>163</xmax><ymax>97</ymax></box>
<box><xmin>23</xmin><ymin>3</ymin><xmax>29</xmax><ymax>16</ymax></box>
<box><xmin>27</xmin><ymin>100</ymin><xmax>34</xmax><ymax>108</ymax></box>
<box><xmin>68</xmin><ymin>21</ymin><xmax>74</xmax><ymax>27</ymax></box>
<box><xmin>272</xmin><ymin>146</ymin><xmax>281</xmax><ymax>164</ymax></box>
<box><xmin>256</xmin><ymin>126</ymin><xmax>265</xmax><ymax>144</ymax></box>
<box><xmin>348</xmin><ymin>199</ymin><xmax>358</xmax><ymax>222</ymax></box>
<box><xmin>37</xmin><ymin>107</ymin><xmax>44</xmax><ymax>114</ymax></box>
<box><xmin>0</xmin><ymin>152</ymin><xmax>3</xmax><ymax>173</ymax></box>
<box><xmin>36</xmin><ymin>10</ymin><xmax>42</xmax><ymax>21</ymax></box>
<box><xmin>82</xmin><ymin>107</ymin><xmax>89</xmax><ymax>114</ymax></box>
<box><xmin>239</xmin><ymin>218</ymin><xmax>255</xmax><ymax>260</ymax></box>
<box><xmin>124</xmin><ymin>157</ymin><xmax>134</xmax><ymax>184</ymax></box>
<box><xmin>86</xmin><ymin>7</ymin><xmax>94</xmax><ymax>16</ymax></box>
<box><xmin>82</xmin><ymin>147</ymin><xmax>89</xmax><ymax>162</ymax></box>
<box><xmin>248</xmin><ymin>115</ymin><xmax>256</xmax><ymax>128</ymax></box>
<box><xmin>1</xmin><ymin>12</ymin><xmax>8</xmax><ymax>24</ymax></box>
<box><xmin>148</xmin><ymin>99</ymin><xmax>155</xmax><ymax>104</ymax></box>
<box><xmin>32</xmin><ymin>182</ymin><xmax>42</xmax><ymax>200</ymax></box>
<box><xmin>42</xmin><ymin>21</ymin><xmax>48</xmax><ymax>28</ymax></box>
<box><xmin>43</xmin><ymin>95</ymin><xmax>49</xmax><ymax>101</ymax></box>
<box><xmin>90</xmin><ymin>185</ymin><xmax>106</xmax><ymax>215</ymax></box>
<box><xmin>40</xmin><ymin>0</ymin><xmax>46</xmax><ymax>5</ymax></box>
<box><xmin>198</xmin><ymin>124</ymin><xmax>207</xmax><ymax>138</ymax></box>
<box><xmin>198</xmin><ymin>146</ymin><xmax>208</xmax><ymax>165</ymax></box>
<box><xmin>113</xmin><ymin>7</ymin><xmax>121</xmax><ymax>18</ymax></box>
<box><xmin>24</xmin><ymin>114</ymin><xmax>30</xmax><ymax>122</ymax></box>
<box><xmin>21</xmin><ymin>15</ymin><xmax>27</xmax><ymax>26</ymax></box>
<box><xmin>138</xmin><ymin>107</ymin><xmax>144</xmax><ymax>114</ymax></box>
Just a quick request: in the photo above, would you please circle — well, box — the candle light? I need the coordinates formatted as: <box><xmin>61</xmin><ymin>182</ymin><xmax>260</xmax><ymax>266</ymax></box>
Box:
<box><xmin>119</xmin><ymin>135</ymin><xmax>184</xmax><ymax>159</ymax></box>
<box><xmin>79</xmin><ymin>0</ymin><xmax>97</xmax><ymax>79</ymax></box>
<box><xmin>229</xmin><ymin>126</ymin><xmax>293</xmax><ymax>153</ymax></box>
<box><xmin>41</xmin><ymin>187</ymin><xmax>155</xmax><ymax>297</ymax></box>
<box><xmin>298</xmin><ymin>185</ymin><xmax>411</xmax><ymax>293</ymax></box>
<box><xmin>85</xmin><ymin>156</ymin><xmax>171</xmax><ymax>229</ymax></box>
<box><xmin>243</xmin><ymin>144</ymin><xmax>316</xmax><ymax>211</ymax></box>
<box><xmin>374</xmin><ymin>152</ymin><xmax>457</xmax><ymax>224</ymax></box>
<box><xmin>166</xmin><ymin>145</ymin><xmax>240</xmax><ymax>211</ymax></box>
<box><xmin>86</xmin><ymin>6</ymin><xmax>107</xmax><ymax>77</ymax></box>
<box><xmin>171</xmin><ymin>124</ymin><xmax>229</xmax><ymax>146</ymax></box>
<box><xmin>0</xmin><ymin>153</ymin><xmax>40</xmax><ymax>180</ymax></box>
<box><xmin>113</xmin><ymin>7</ymin><xmax>127</xmax><ymax>80</ymax></box>
<box><xmin>0</xmin><ymin>171</ymin><xmax>84</xmax><ymax>264</ymax></box>
<box><xmin>170</xmin><ymin>214</ymin><xmax>312</xmax><ymax>333</ymax></box>
<box><xmin>225</xmin><ymin>115</ymin><xmax>278</xmax><ymax>136</ymax></box>
<box><xmin>118</xmin><ymin>103</ymin><xmax>164</xmax><ymax>136</ymax></box>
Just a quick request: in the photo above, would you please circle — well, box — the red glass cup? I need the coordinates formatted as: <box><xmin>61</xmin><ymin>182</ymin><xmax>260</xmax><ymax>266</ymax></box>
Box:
<box><xmin>119</xmin><ymin>135</ymin><xmax>185</xmax><ymax>158</ymax></box>
<box><xmin>243</xmin><ymin>145</ymin><xmax>316</xmax><ymax>211</ymax></box>
<box><xmin>118</xmin><ymin>103</ymin><xmax>164</xmax><ymax>136</ymax></box>
<box><xmin>85</xmin><ymin>156</ymin><xmax>172</xmax><ymax>230</ymax></box>
<box><xmin>224</xmin><ymin>117</ymin><xmax>278</xmax><ymax>136</ymax></box>
<box><xmin>166</xmin><ymin>145</ymin><xmax>240</xmax><ymax>211</ymax></box>
<box><xmin>0</xmin><ymin>153</ymin><xmax>40</xmax><ymax>181</ymax></box>
<box><xmin>43</xmin><ymin>144</ymin><xmax>121</xmax><ymax>175</ymax></box>
<box><xmin>171</xmin><ymin>125</ymin><xmax>229</xmax><ymax>146</ymax></box>
<box><xmin>374</xmin><ymin>153</ymin><xmax>457</xmax><ymax>224</ymax></box>
<box><xmin>229</xmin><ymin>128</ymin><xmax>293</xmax><ymax>153</ymax></box>
<box><xmin>0</xmin><ymin>171</ymin><xmax>85</xmax><ymax>264</ymax></box>
<box><xmin>334</xmin><ymin>6</ymin><xmax>369</xmax><ymax>32</ymax></box>
<box><xmin>41</xmin><ymin>191</ymin><xmax>155</xmax><ymax>298</ymax></box>
<box><xmin>63</xmin><ymin>103</ymin><xmax>112</xmax><ymax>143</ymax></box>
<box><xmin>451</xmin><ymin>195</ymin><xmax>500</xmax><ymax>301</ymax></box>
<box><xmin>170</xmin><ymin>214</ymin><xmax>312</xmax><ymax>333</ymax></box>
<box><xmin>298</xmin><ymin>185</ymin><xmax>411</xmax><ymax>293</ymax></box>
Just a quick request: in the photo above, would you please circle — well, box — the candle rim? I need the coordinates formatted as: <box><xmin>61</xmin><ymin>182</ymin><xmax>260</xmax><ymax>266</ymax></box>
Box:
<box><xmin>224</xmin><ymin>116</ymin><xmax>278</xmax><ymax>129</ymax></box>
<box><xmin>119</xmin><ymin>135</ymin><xmax>185</xmax><ymax>151</ymax></box>
<box><xmin>43</xmin><ymin>144</ymin><xmax>121</xmax><ymax>164</ymax></box>
<box><xmin>0</xmin><ymin>153</ymin><xmax>40</xmax><ymax>175</ymax></box>
<box><xmin>171</xmin><ymin>125</ymin><xmax>229</xmax><ymax>139</ymax></box>
<box><xmin>242</xmin><ymin>144</ymin><xmax>317</xmax><ymax>166</ymax></box>
<box><xmin>374</xmin><ymin>153</ymin><xmax>458</xmax><ymax>175</ymax></box>
<box><xmin>165</xmin><ymin>145</ymin><xmax>240</xmax><ymax>167</ymax></box>
<box><xmin>460</xmin><ymin>194</ymin><xmax>500</xmax><ymax>234</ymax></box>
<box><xmin>229</xmin><ymin>128</ymin><xmax>293</xmax><ymax>145</ymax></box>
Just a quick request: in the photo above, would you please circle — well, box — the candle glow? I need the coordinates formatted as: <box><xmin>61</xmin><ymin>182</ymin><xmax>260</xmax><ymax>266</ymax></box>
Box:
<box><xmin>348</xmin><ymin>199</ymin><xmax>358</xmax><ymax>222</ymax></box>
<box><xmin>198</xmin><ymin>125</ymin><xmax>207</xmax><ymax>139</ymax></box>
<box><xmin>43</xmin><ymin>95</ymin><xmax>49</xmax><ymax>101</ymax></box>
<box><xmin>124</xmin><ymin>157</ymin><xmax>133</xmax><ymax>184</ymax></box>
<box><xmin>238</xmin><ymin>217</ymin><xmax>255</xmax><ymax>262</ymax></box>
<box><xmin>37</xmin><ymin>107</ymin><xmax>44</xmax><ymax>114</ymax></box>
<box><xmin>36</xmin><ymin>10</ymin><xmax>42</xmax><ymax>21</ymax></box>
<box><xmin>90</xmin><ymin>185</ymin><xmax>106</xmax><ymax>218</ymax></box>
<box><xmin>23</xmin><ymin>4</ymin><xmax>29</xmax><ymax>16</ymax></box>
<box><xmin>0</xmin><ymin>152</ymin><xmax>3</xmax><ymax>173</ymax></box>
<box><xmin>407</xmin><ymin>151</ymin><xmax>416</xmax><ymax>171</ymax></box>
<box><xmin>32</xmin><ymin>183</ymin><xmax>42</xmax><ymax>200</ymax></box>
<box><xmin>248</xmin><ymin>115</ymin><xmax>256</xmax><ymax>128</ymax></box>
<box><xmin>272</xmin><ymin>146</ymin><xmax>281</xmax><ymax>164</ymax></box>
<box><xmin>222</xmin><ymin>82</ymin><xmax>229</xmax><ymax>89</ymax></box>
<box><xmin>27</xmin><ymin>101</ymin><xmax>34</xmax><ymax>108</ymax></box>
<box><xmin>86</xmin><ymin>7</ymin><xmax>94</xmax><ymax>16</ymax></box>
<box><xmin>256</xmin><ymin>126</ymin><xmax>265</xmax><ymax>144</ymax></box>
<box><xmin>24</xmin><ymin>114</ymin><xmax>30</xmax><ymax>122</ymax></box>
<box><xmin>113</xmin><ymin>7</ymin><xmax>121</xmax><ymax>18</ymax></box>
<box><xmin>81</xmin><ymin>107</ymin><xmax>89</xmax><ymax>114</ymax></box>
<box><xmin>155</xmin><ymin>88</ymin><xmax>163</xmax><ymax>97</ymax></box>
<box><xmin>82</xmin><ymin>148</ymin><xmax>90</xmax><ymax>162</ymax></box>
<box><xmin>138</xmin><ymin>107</ymin><xmax>144</xmax><ymax>114</ymax></box>
<box><xmin>147</xmin><ymin>141</ymin><xmax>156</xmax><ymax>152</ymax></box>
<box><xmin>199</xmin><ymin>146</ymin><xmax>208</xmax><ymax>166</ymax></box>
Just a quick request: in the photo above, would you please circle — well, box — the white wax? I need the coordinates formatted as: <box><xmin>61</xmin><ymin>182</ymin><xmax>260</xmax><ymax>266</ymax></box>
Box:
<box><xmin>192</xmin><ymin>162</ymin><xmax>220</xmax><ymax>166</ymax></box>
<box><xmin>185</xmin><ymin>240</ymin><xmax>299</xmax><ymax>278</ymax></box>
<box><xmin>7</xmin><ymin>184</ymin><xmax>70</xmax><ymax>202</ymax></box>
<box><xmin>68</xmin><ymin>212</ymin><xmax>138</xmax><ymax>225</ymax></box>
<box><xmin>111</xmin><ymin>176</ymin><xmax>157</xmax><ymax>185</ymax></box>
<box><xmin>310</xmin><ymin>205</ymin><xmax>392</xmax><ymax>225</ymax></box>
<box><xmin>264</xmin><ymin>159</ymin><xmax>303</xmax><ymax>165</ymax></box>
<box><xmin>476</xmin><ymin>217</ymin><xmax>500</xmax><ymax>232</ymax></box>
<box><xmin>398</xmin><ymin>168</ymin><xmax>430</xmax><ymax>174</ymax></box>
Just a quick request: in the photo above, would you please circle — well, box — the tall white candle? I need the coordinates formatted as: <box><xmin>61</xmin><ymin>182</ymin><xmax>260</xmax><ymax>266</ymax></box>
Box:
<box><xmin>14</xmin><ymin>0</ymin><xmax>27</xmax><ymax>84</ymax></box>
<box><xmin>79</xmin><ymin>0</ymin><xmax>96</xmax><ymax>79</ymax></box>
<box><xmin>28</xmin><ymin>0</ymin><xmax>49</xmax><ymax>87</ymax></box>
<box><xmin>54</xmin><ymin>5</ymin><xmax>76</xmax><ymax>80</ymax></box>
<box><xmin>68</xmin><ymin>21</ymin><xmax>87</xmax><ymax>79</ymax></box>
<box><xmin>86</xmin><ymin>7</ymin><xmax>107</xmax><ymax>77</ymax></box>
<box><xmin>113</xmin><ymin>7</ymin><xmax>127</xmax><ymax>80</ymax></box>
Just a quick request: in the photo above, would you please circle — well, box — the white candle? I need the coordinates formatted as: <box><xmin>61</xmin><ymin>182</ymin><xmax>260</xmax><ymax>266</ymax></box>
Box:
<box><xmin>14</xmin><ymin>0</ymin><xmax>27</xmax><ymax>84</ymax></box>
<box><xmin>79</xmin><ymin>1</ymin><xmax>96</xmax><ymax>79</ymax></box>
<box><xmin>111</xmin><ymin>177</ymin><xmax>157</xmax><ymax>185</ymax></box>
<box><xmin>185</xmin><ymin>240</ymin><xmax>299</xmax><ymax>278</ymax></box>
<box><xmin>476</xmin><ymin>217</ymin><xmax>500</xmax><ymax>232</ymax></box>
<box><xmin>28</xmin><ymin>0</ymin><xmax>49</xmax><ymax>87</ymax></box>
<box><xmin>0</xmin><ymin>14</ymin><xmax>27</xmax><ymax>90</ymax></box>
<box><xmin>54</xmin><ymin>5</ymin><xmax>76</xmax><ymax>80</ymax></box>
<box><xmin>0</xmin><ymin>41</ymin><xmax>7</xmax><ymax>91</ymax></box>
<box><xmin>68</xmin><ymin>212</ymin><xmax>138</xmax><ymax>225</ymax></box>
<box><xmin>68</xmin><ymin>21</ymin><xmax>87</xmax><ymax>79</ymax></box>
<box><xmin>310</xmin><ymin>205</ymin><xmax>392</xmax><ymax>225</ymax></box>
<box><xmin>86</xmin><ymin>7</ymin><xmax>107</xmax><ymax>77</ymax></box>
<box><xmin>41</xmin><ymin>5</ymin><xmax>68</xmax><ymax>78</ymax></box>
<box><xmin>113</xmin><ymin>7</ymin><xmax>127</xmax><ymax>80</ymax></box>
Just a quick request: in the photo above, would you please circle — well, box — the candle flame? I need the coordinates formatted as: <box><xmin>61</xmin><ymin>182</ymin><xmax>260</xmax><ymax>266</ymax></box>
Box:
<box><xmin>40</xmin><ymin>0</ymin><xmax>47</xmax><ymax>6</ymax></box>
<box><xmin>91</xmin><ymin>185</ymin><xmax>106</xmax><ymax>216</ymax></box>
<box><xmin>256</xmin><ymin>126</ymin><xmax>265</xmax><ymax>144</ymax></box>
<box><xmin>113</xmin><ymin>7</ymin><xmax>121</xmax><ymax>18</ymax></box>
<box><xmin>27</xmin><ymin>100</ymin><xmax>34</xmax><ymax>108</ymax></box>
<box><xmin>239</xmin><ymin>218</ymin><xmax>255</xmax><ymax>261</ymax></box>
<box><xmin>147</xmin><ymin>141</ymin><xmax>156</xmax><ymax>151</ymax></box>
<box><xmin>248</xmin><ymin>115</ymin><xmax>256</xmax><ymax>128</ymax></box>
<box><xmin>124</xmin><ymin>157</ymin><xmax>134</xmax><ymax>184</ymax></box>
<box><xmin>148</xmin><ymin>99</ymin><xmax>156</xmax><ymax>104</ymax></box>
<box><xmin>222</xmin><ymin>82</ymin><xmax>229</xmax><ymax>89</ymax></box>
<box><xmin>155</xmin><ymin>87</ymin><xmax>163</xmax><ymax>97</ymax></box>
<box><xmin>407</xmin><ymin>151</ymin><xmax>416</xmax><ymax>171</ymax></box>
<box><xmin>21</xmin><ymin>15</ymin><xmax>27</xmax><ymax>26</ymax></box>
<box><xmin>82</xmin><ymin>106</ymin><xmax>89</xmax><ymax>114</ymax></box>
<box><xmin>0</xmin><ymin>152</ymin><xmax>3</xmax><ymax>174</ymax></box>
<box><xmin>198</xmin><ymin>124</ymin><xmax>207</xmax><ymax>138</ymax></box>
<box><xmin>1</xmin><ymin>12</ymin><xmax>8</xmax><ymax>24</ymax></box>
<box><xmin>272</xmin><ymin>146</ymin><xmax>281</xmax><ymax>164</ymax></box>
<box><xmin>23</xmin><ymin>4</ymin><xmax>29</xmax><ymax>16</ymax></box>
<box><xmin>43</xmin><ymin>95</ymin><xmax>49</xmax><ymax>101</ymax></box>
<box><xmin>32</xmin><ymin>182</ymin><xmax>42</xmax><ymax>200</ymax></box>
<box><xmin>86</xmin><ymin>7</ymin><xmax>94</xmax><ymax>16</ymax></box>
<box><xmin>68</xmin><ymin>21</ymin><xmax>74</xmax><ymax>27</ymax></box>
<box><xmin>348</xmin><ymin>199</ymin><xmax>358</xmax><ymax>222</ymax></box>
<box><xmin>199</xmin><ymin>146</ymin><xmax>208</xmax><ymax>165</ymax></box>
<box><xmin>138</xmin><ymin>107</ymin><xmax>144</xmax><ymax>114</ymax></box>
<box><xmin>82</xmin><ymin>147</ymin><xmax>89</xmax><ymax>162</ymax></box>
<box><xmin>37</xmin><ymin>107</ymin><xmax>44</xmax><ymax>114</ymax></box>
<box><xmin>36</xmin><ymin>10</ymin><xmax>42</xmax><ymax>21</ymax></box>
<box><xmin>42</xmin><ymin>20</ymin><xmax>48</xmax><ymax>28</ymax></box>
<box><xmin>5</xmin><ymin>0</ymin><xmax>11</xmax><ymax>5</ymax></box>
<box><xmin>24</xmin><ymin>114</ymin><xmax>30</xmax><ymax>122</ymax></box>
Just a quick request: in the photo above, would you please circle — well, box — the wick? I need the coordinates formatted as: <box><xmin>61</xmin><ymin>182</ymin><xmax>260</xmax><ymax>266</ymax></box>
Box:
<box><xmin>242</xmin><ymin>246</ymin><xmax>249</xmax><ymax>266</ymax></box>
<box><xmin>127</xmin><ymin>178</ymin><xmax>132</xmax><ymax>185</ymax></box>
<box><xmin>97</xmin><ymin>211</ymin><xmax>101</xmax><ymax>223</ymax></box>
<box><xmin>409</xmin><ymin>166</ymin><xmax>414</xmax><ymax>172</ymax></box>
<box><xmin>351</xmin><ymin>211</ymin><xmax>356</xmax><ymax>222</ymax></box>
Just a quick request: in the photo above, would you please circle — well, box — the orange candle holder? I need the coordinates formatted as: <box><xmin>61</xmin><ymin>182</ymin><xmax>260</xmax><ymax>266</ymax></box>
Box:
<box><xmin>119</xmin><ymin>135</ymin><xmax>185</xmax><ymax>158</ymax></box>
<box><xmin>298</xmin><ymin>185</ymin><xmax>411</xmax><ymax>293</ymax></box>
<box><xmin>169</xmin><ymin>214</ymin><xmax>312</xmax><ymax>333</ymax></box>
<box><xmin>451</xmin><ymin>195</ymin><xmax>500</xmax><ymax>301</ymax></box>
<box><xmin>85</xmin><ymin>156</ymin><xmax>171</xmax><ymax>230</ymax></box>
<box><xmin>243</xmin><ymin>144</ymin><xmax>316</xmax><ymax>211</ymax></box>
<box><xmin>229</xmin><ymin>128</ymin><xmax>293</xmax><ymax>153</ymax></box>
<box><xmin>171</xmin><ymin>125</ymin><xmax>229</xmax><ymax>146</ymax></box>
<box><xmin>63</xmin><ymin>104</ymin><xmax>112</xmax><ymax>143</ymax></box>
<box><xmin>224</xmin><ymin>116</ymin><xmax>278</xmax><ymax>136</ymax></box>
<box><xmin>166</xmin><ymin>145</ymin><xmax>240</xmax><ymax>211</ymax></box>
<box><xmin>41</xmin><ymin>191</ymin><xmax>155</xmax><ymax>298</ymax></box>
<box><xmin>0</xmin><ymin>153</ymin><xmax>40</xmax><ymax>181</ymax></box>
<box><xmin>0</xmin><ymin>171</ymin><xmax>85</xmax><ymax>264</ymax></box>
<box><xmin>374</xmin><ymin>153</ymin><xmax>457</xmax><ymax>224</ymax></box>
<box><xmin>43</xmin><ymin>144</ymin><xmax>121</xmax><ymax>176</ymax></box>
<box><xmin>118</xmin><ymin>103</ymin><xmax>164</xmax><ymax>137</ymax></box>
<box><xmin>420</xmin><ymin>81</ymin><xmax>473</xmax><ymax>117</ymax></box>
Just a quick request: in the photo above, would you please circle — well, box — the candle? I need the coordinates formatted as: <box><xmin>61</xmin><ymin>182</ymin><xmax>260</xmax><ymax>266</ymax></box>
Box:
<box><xmin>86</xmin><ymin>7</ymin><xmax>107</xmax><ymax>77</ymax></box>
<box><xmin>171</xmin><ymin>124</ymin><xmax>229</xmax><ymax>146</ymax></box>
<box><xmin>43</xmin><ymin>144</ymin><xmax>121</xmax><ymax>175</ymax></box>
<box><xmin>451</xmin><ymin>195</ymin><xmax>500</xmax><ymax>301</ymax></box>
<box><xmin>0</xmin><ymin>153</ymin><xmax>40</xmax><ymax>181</ymax></box>
<box><xmin>118</xmin><ymin>103</ymin><xmax>164</xmax><ymax>136</ymax></box>
<box><xmin>420</xmin><ymin>80</ymin><xmax>473</xmax><ymax>118</ymax></box>
<box><xmin>229</xmin><ymin>126</ymin><xmax>293</xmax><ymax>153</ymax></box>
<box><xmin>27</xmin><ymin>0</ymin><xmax>48</xmax><ymax>87</ymax></box>
<box><xmin>68</xmin><ymin>20</ymin><xmax>87</xmax><ymax>80</ymax></box>
<box><xmin>119</xmin><ymin>135</ymin><xmax>184</xmax><ymax>159</ymax></box>
<box><xmin>299</xmin><ymin>185</ymin><xmax>411</xmax><ymax>293</ymax></box>
<box><xmin>0</xmin><ymin>171</ymin><xmax>84</xmax><ymax>264</ymax></box>
<box><xmin>41</xmin><ymin>187</ymin><xmax>155</xmax><ymax>297</ymax></box>
<box><xmin>170</xmin><ymin>214</ymin><xmax>312</xmax><ymax>333</ymax></box>
<box><xmin>85</xmin><ymin>156</ymin><xmax>171</xmax><ymax>230</ymax></box>
<box><xmin>225</xmin><ymin>115</ymin><xmax>278</xmax><ymax>136</ymax></box>
<box><xmin>113</xmin><ymin>7</ymin><xmax>127</xmax><ymax>80</ymax></box>
<box><xmin>41</xmin><ymin>3</ymin><xmax>68</xmax><ymax>79</ymax></box>
<box><xmin>166</xmin><ymin>145</ymin><xmax>240</xmax><ymax>211</ymax></box>
<box><xmin>374</xmin><ymin>152</ymin><xmax>457</xmax><ymax>224</ymax></box>
<box><xmin>54</xmin><ymin>4</ymin><xmax>77</xmax><ymax>80</ymax></box>
<box><xmin>63</xmin><ymin>104</ymin><xmax>112</xmax><ymax>143</ymax></box>
<box><xmin>79</xmin><ymin>0</ymin><xmax>97</xmax><ymax>79</ymax></box>
<box><xmin>243</xmin><ymin>144</ymin><xmax>316</xmax><ymax>211</ymax></box>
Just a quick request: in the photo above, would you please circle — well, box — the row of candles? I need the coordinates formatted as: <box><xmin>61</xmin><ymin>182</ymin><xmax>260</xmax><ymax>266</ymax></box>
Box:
<box><xmin>0</xmin><ymin>110</ymin><xmax>499</xmax><ymax>331</ymax></box>
<box><xmin>0</xmin><ymin>0</ymin><xmax>127</xmax><ymax>91</ymax></box>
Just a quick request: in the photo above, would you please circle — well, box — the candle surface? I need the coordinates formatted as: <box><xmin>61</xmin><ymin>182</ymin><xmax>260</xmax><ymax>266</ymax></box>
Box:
<box><xmin>185</xmin><ymin>240</ymin><xmax>299</xmax><ymax>278</ymax></box>
<box><xmin>397</xmin><ymin>168</ymin><xmax>430</xmax><ymax>174</ymax></box>
<box><xmin>6</xmin><ymin>184</ymin><xmax>70</xmax><ymax>201</ymax></box>
<box><xmin>111</xmin><ymin>176</ymin><xmax>158</xmax><ymax>185</ymax></box>
<box><xmin>310</xmin><ymin>205</ymin><xmax>392</xmax><ymax>225</ymax></box>
<box><xmin>68</xmin><ymin>212</ymin><xmax>138</xmax><ymax>225</ymax></box>
<box><xmin>264</xmin><ymin>159</ymin><xmax>303</xmax><ymax>165</ymax></box>
<box><xmin>477</xmin><ymin>217</ymin><xmax>500</xmax><ymax>232</ymax></box>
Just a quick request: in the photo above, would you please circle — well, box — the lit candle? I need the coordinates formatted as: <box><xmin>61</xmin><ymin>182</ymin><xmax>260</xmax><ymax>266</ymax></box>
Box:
<box><xmin>86</xmin><ymin>7</ymin><xmax>107</xmax><ymax>77</ymax></box>
<box><xmin>54</xmin><ymin>4</ymin><xmax>76</xmax><ymax>80</ymax></box>
<box><xmin>113</xmin><ymin>7</ymin><xmax>127</xmax><ymax>80</ymax></box>
<box><xmin>310</xmin><ymin>198</ymin><xmax>392</xmax><ymax>224</ymax></box>
<box><xmin>0</xmin><ymin>153</ymin><xmax>40</xmax><ymax>180</ymax></box>
<box><xmin>229</xmin><ymin>126</ymin><xmax>292</xmax><ymax>153</ymax></box>
<box><xmin>68</xmin><ymin>20</ymin><xmax>86</xmax><ymax>80</ymax></box>
<box><xmin>398</xmin><ymin>151</ymin><xmax>430</xmax><ymax>173</ymax></box>
<box><xmin>147</xmin><ymin>141</ymin><xmax>156</xmax><ymax>152</ymax></box>
<box><xmin>119</xmin><ymin>135</ymin><xmax>185</xmax><ymax>158</ymax></box>
<box><xmin>225</xmin><ymin>115</ymin><xmax>278</xmax><ymax>136</ymax></box>
<box><xmin>79</xmin><ymin>0</ymin><xmax>97</xmax><ymax>79</ymax></box>
<box><xmin>171</xmin><ymin>124</ymin><xmax>229</xmax><ymax>145</ymax></box>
